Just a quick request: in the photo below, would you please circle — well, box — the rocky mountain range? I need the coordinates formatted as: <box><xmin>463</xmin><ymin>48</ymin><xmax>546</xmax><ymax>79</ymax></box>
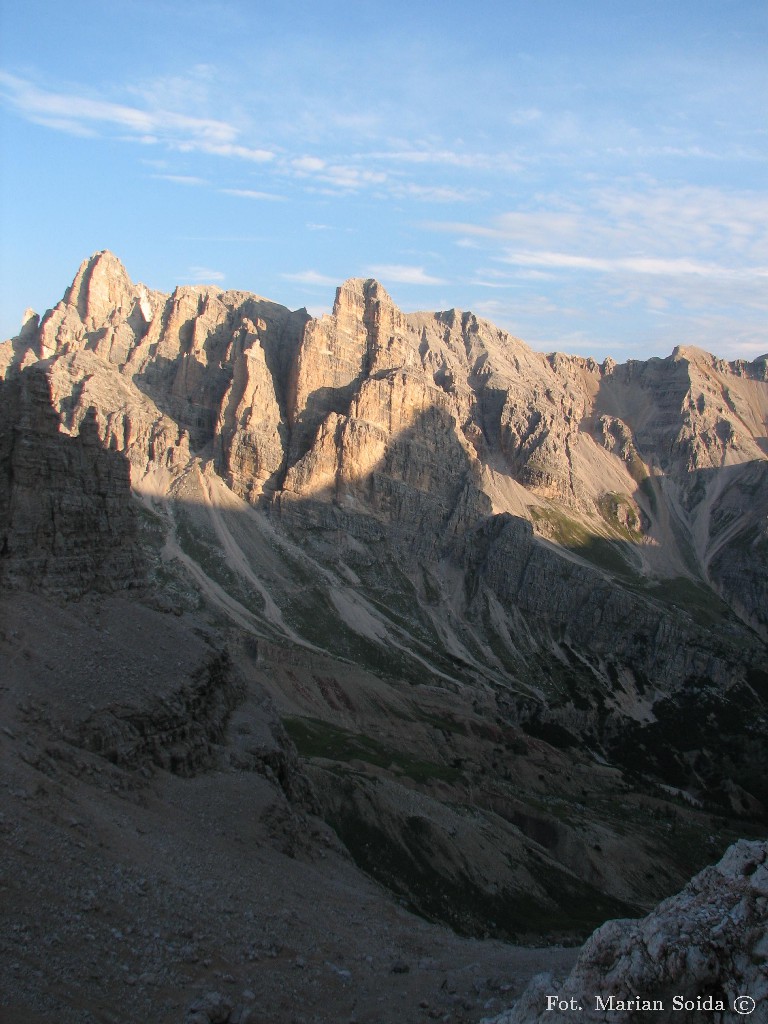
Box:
<box><xmin>1</xmin><ymin>251</ymin><xmax>767</xmax><ymax>1022</ymax></box>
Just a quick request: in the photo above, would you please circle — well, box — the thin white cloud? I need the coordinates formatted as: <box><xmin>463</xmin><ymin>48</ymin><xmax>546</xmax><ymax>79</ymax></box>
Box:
<box><xmin>391</xmin><ymin>182</ymin><xmax>487</xmax><ymax>203</ymax></box>
<box><xmin>153</xmin><ymin>174</ymin><xmax>207</xmax><ymax>186</ymax></box>
<box><xmin>289</xmin><ymin>154</ymin><xmax>388</xmax><ymax>192</ymax></box>
<box><xmin>175</xmin><ymin>141</ymin><xmax>273</xmax><ymax>162</ymax></box>
<box><xmin>127</xmin><ymin>65</ymin><xmax>219</xmax><ymax>112</ymax></box>
<box><xmin>470</xmin><ymin>279</ymin><xmax>511</xmax><ymax>289</ymax></box>
<box><xmin>500</xmin><ymin>250</ymin><xmax>768</xmax><ymax>280</ymax></box>
<box><xmin>429</xmin><ymin>186</ymin><xmax>768</xmax><ymax>321</ymax></box>
<box><xmin>0</xmin><ymin>71</ymin><xmax>274</xmax><ymax>163</ymax></box>
<box><xmin>421</xmin><ymin>182</ymin><xmax>768</xmax><ymax>360</ymax></box>
<box><xmin>219</xmin><ymin>188</ymin><xmax>285</xmax><ymax>201</ymax></box>
<box><xmin>188</xmin><ymin>266</ymin><xmax>226</xmax><ymax>283</ymax></box>
<box><xmin>319</xmin><ymin>164</ymin><xmax>388</xmax><ymax>191</ymax></box>
<box><xmin>28</xmin><ymin>115</ymin><xmax>97</xmax><ymax>137</ymax></box>
<box><xmin>292</xmin><ymin>156</ymin><xmax>326</xmax><ymax>173</ymax></box>
<box><xmin>291</xmin><ymin>152</ymin><xmax>485</xmax><ymax>200</ymax></box>
<box><xmin>368</xmin><ymin>147</ymin><xmax>520</xmax><ymax>172</ymax></box>
<box><xmin>366</xmin><ymin>265</ymin><xmax>447</xmax><ymax>286</ymax></box>
<box><xmin>430</xmin><ymin>186</ymin><xmax>768</xmax><ymax>267</ymax></box>
<box><xmin>0</xmin><ymin>71</ymin><xmax>521</xmax><ymax>209</ymax></box>
<box><xmin>282</xmin><ymin>270</ymin><xmax>338</xmax><ymax>286</ymax></box>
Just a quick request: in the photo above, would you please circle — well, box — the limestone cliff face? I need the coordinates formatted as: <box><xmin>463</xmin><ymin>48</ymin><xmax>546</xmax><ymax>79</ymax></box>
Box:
<box><xmin>2</xmin><ymin>254</ymin><xmax>310</xmax><ymax>497</ymax></box>
<box><xmin>5</xmin><ymin>255</ymin><xmax>765</xmax><ymax>544</ymax></box>
<box><xmin>2</xmin><ymin>253</ymin><xmax>766</xmax><ymax>810</ymax></box>
<box><xmin>3</xmin><ymin>252</ymin><xmax>766</xmax><ymax>627</ymax></box>
<box><xmin>706</xmin><ymin>461</ymin><xmax>768</xmax><ymax>636</ymax></box>
<box><xmin>2</xmin><ymin>253</ymin><xmax>767</xmax><ymax>945</ymax></box>
<box><xmin>0</xmin><ymin>366</ymin><xmax>144</xmax><ymax>596</ymax></box>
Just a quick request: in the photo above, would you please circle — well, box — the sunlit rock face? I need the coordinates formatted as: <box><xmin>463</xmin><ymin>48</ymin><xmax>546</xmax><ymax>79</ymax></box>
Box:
<box><xmin>2</xmin><ymin>252</ymin><xmax>767</xmax><ymax>941</ymax></box>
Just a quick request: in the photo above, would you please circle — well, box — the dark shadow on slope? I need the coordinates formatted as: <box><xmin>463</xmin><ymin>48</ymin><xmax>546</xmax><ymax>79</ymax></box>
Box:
<box><xmin>5</xmin><ymin>357</ymin><xmax>767</xmax><ymax>945</ymax></box>
<box><xmin>0</xmin><ymin>365</ymin><xmax>145</xmax><ymax>596</ymax></box>
<box><xmin>697</xmin><ymin>460</ymin><xmax>768</xmax><ymax>637</ymax></box>
<box><xmin>164</xmin><ymin>401</ymin><xmax>768</xmax><ymax>939</ymax></box>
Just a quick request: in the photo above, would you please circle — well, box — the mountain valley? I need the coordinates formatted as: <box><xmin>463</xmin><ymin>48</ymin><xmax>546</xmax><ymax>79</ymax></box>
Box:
<box><xmin>1</xmin><ymin>251</ymin><xmax>767</xmax><ymax>1022</ymax></box>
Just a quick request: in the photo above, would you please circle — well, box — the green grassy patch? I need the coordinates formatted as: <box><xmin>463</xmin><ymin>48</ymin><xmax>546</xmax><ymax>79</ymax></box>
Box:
<box><xmin>530</xmin><ymin>506</ymin><xmax>640</xmax><ymax>579</ymax></box>
<box><xmin>643</xmin><ymin>577</ymin><xmax>732</xmax><ymax>627</ymax></box>
<box><xmin>530</xmin><ymin>506</ymin><xmax>592</xmax><ymax>547</ymax></box>
<box><xmin>282</xmin><ymin>591</ymin><xmax>427</xmax><ymax>682</ymax></box>
<box><xmin>596</xmin><ymin>492</ymin><xmax>643</xmax><ymax>540</ymax></box>
<box><xmin>637</xmin><ymin>476</ymin><xmax>659</xmax><ymax>516</ymax></box>
<box><xmin>283</xmin><ymin>715</ymin><xmax>462</xmax><ymax>784</ymax></box>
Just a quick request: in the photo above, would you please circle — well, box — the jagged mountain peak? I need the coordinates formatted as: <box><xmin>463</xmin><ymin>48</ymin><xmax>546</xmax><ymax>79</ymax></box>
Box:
<box><xmin>2</xmin><ymin>253</ymin><xmax>767</xmax><ymax>621</ymax></box>
<box><xmin>334</xmin><ymin>275</ymin><xmax>395</xmax><ymax>299</ymax></box>
<box><xmin>1</xmin><ymin>252</ymin><xmax>767</xmax><ymax>972</ymax></box>
<box><xmin>671</xmin><ymin>343</ymin><xmax>713</xmax><ymax>362</ymax></box>
<box><xmin>64</xmin><ymin>249</ymin><xmax>136</xmax><ymax>320</ymax></box>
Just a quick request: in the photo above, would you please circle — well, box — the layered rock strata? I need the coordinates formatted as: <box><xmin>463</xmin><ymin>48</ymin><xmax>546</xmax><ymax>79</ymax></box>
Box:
<box><xmin>0</xmin><ymin>364</ymin><xmax>144</xmax><ymax>596</ymax></box>
<box><xmin>2</xmin><ymin>253</ymin><xmax>767</xmax><ymax>942</ymax></box>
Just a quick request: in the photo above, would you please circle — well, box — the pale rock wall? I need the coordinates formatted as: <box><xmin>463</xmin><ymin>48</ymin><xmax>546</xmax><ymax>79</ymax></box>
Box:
<box><xmin>2</xmin><ymin>251</ymin><xmax>767</xmax><ymax>633</ymax></box>
<box><xmin>0</xmin><ymin>365</ymin><xmax>144</xmax><ymax>596</ymax></box>
<box><xmin>483</xmin><ymin>840</ymin><xmax>768</xmax><ymax>1024</ymax></box>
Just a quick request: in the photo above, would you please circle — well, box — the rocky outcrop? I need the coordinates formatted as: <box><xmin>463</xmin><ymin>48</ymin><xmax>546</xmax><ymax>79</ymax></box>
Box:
<box><xmin>1</xmin><ymin>254</ymin><xmax>767</xmax><ymax>957</ymax></box>
<box><xmin>483</xmin><ymin>839</ymin><xmax>768</xmax><ymax>1024</ymax></box>
<box><xmin>471</xmin><ymin>513</ymin><xmax>753</xmax><ymax>686</ymax></box>
<box><xmin>75</xmin><ymin>652</ymin><xmax>240</xmax><ymax>776</ymax></box>
<box><xmin>1</xmin><ymin>251</ymin><xmax>308</xmax><ymax>497</ymax></box>
<box><xmin>2</xmin><ymin>256</ymin><xmax>766</xmax><ymax>783</ymax></box>
<box><xmin>705</xmin><ymin>460</ymin><xmax>768</xmax><ymax>638</ymax></box>
<box><xmin>0</xmin><ymin>365</ymin><xmax>144</xmax><ymax>596</ymax></box>
<box><xmin>4</xmin><ymin>254</ymin><xmax>766</xmax><ymax>555</ymax></box>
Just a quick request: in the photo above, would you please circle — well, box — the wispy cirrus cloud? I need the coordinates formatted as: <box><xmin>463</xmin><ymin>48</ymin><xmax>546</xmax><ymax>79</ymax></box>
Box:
<box><xmin>366</xmin><ymin>265</ymin><xmax>447</xmax><ymax>286</ymax></box>
<box><xmin>282</xmin><ymin>270</ymin><xmax>339</xmax><ymax>286</ymax></box>
<box><xmin>219</xmin><ymin>188</ymin><xmax>285</xmax><ymax>201</ymax></box>
<box><xmin>152</xmin><ymin>174</ymin><xmax>207</xmax><ymax>186</ymax></box>
<box><xmin>0</xmin><ymin>71</ymin><xmax>274</xmax><ymax>162</ymax></box>
<box><xmin>289</xmin><ymin>155</ymin><xmax>388</xmax><ymax>192</ymax></box>
<box><xmin>424</xmin><ymin>182</ymin><xmax>768</xmax><ymax>358</ymax></box>
<box><xmin>291</xmin><ymin>156</ymin><xmax>326</xmax><ymax>174</ymax></box>
<box><xmin>287</xmin><ymin>151</ymin><xmax>489</xmax><ymax>201</ymax></box>
<box><xmin>431</xmin><ymin>185</ymin><xmax>768</xmax><ymax>294</ymax></box>
<box><xmin>433</xmin><ymin>185</ymin><xmax>768</xmax><ymax>265</ymax></box>
<box><xmin>499</xmin><ymin>250</ymin><xmax>768</xmax><ymax>280</ymax></box>
<box><xmin>187</xmin><ymin>266</ymin><xmax>226</xmax><ymax>283</ymax></box>
<box><xmin>0</xmin><ymin>70</ymin><xmax>506</xmax><ymax>208</ymax></box>
<box><xmin>390</xmin><ymin>182</ymin><xmax>487</xmax><ymax>203</ymax></box>
<box><xmin>367</xmin><ymin>145</ymin><xmax>522</xmax><ymax>173</ymax></box>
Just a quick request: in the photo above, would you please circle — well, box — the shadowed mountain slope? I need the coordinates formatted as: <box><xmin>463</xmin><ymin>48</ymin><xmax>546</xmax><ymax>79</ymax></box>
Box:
<box><xmin>2</xmin><ymin>253</ymin><xmax>767</xmax><ymax>961</ymax></box>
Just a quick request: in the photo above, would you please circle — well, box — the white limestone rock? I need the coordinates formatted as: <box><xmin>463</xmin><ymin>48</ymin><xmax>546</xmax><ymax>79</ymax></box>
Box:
<box><xmin>483</xmin><ymin>839</ymin><xmax>768</xmax><ymax>1024</ymax></box>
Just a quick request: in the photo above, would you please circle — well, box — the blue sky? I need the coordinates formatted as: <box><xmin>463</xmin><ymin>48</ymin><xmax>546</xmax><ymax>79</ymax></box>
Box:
<box><xmin>1</xmin><ymin>0</ymin><xmax>766</xmax><ymax>361</ymax></box>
